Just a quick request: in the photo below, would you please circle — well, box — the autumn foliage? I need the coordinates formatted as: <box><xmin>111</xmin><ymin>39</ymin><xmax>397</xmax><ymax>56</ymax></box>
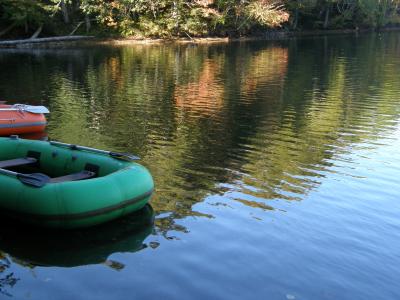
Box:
<box><xmin>0</xmin><ymin>0</ymin><xmax>399</xmax><ymax>39</ymax></box>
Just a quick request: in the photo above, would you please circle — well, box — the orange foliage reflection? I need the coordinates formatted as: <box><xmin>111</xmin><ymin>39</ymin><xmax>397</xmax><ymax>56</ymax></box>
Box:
<box><xmin>241</xmin><ymin>47</ymin><xmax>288</xmax><ymax>96</ymax></box>
<box><xmin>174</xmin><ymin>46</ymin><xmax>288</xmax><ymax>117</ymax></box>
<box><xmin>174</xmin><ymin>59</ymin><xmax>224</xmax><ymax>117</ymax></box>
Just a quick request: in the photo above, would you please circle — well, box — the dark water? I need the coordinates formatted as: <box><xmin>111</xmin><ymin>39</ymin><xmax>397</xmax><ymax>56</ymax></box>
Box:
<box><xmin>0</xmin><ymin>32</ymin><xmax>400</xmax><ymax>299</ymax></box>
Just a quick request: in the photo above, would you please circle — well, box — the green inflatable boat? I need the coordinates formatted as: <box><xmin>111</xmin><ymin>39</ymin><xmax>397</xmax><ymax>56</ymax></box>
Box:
<box><xmin>0</xmin><ymin>136</ymin><xmax>154</xmax><ymax>228</ymax></box>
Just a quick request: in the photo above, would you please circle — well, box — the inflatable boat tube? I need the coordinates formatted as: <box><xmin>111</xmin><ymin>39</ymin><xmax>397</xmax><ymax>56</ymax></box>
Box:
<box><xmin>0</xmin><ymin>136</ymin><xmax>154</xmax><ymax>228</ymax></box>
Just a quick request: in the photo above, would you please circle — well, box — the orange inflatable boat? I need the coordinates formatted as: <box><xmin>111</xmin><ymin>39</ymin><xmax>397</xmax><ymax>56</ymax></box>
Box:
<box><xmin>0</xmin><ymin>103</ymin><xmax>49</xmax><ymax>136</ymax></box>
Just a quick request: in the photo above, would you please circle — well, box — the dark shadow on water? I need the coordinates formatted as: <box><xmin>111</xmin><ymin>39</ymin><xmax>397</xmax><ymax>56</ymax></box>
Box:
<box><xmin>0</xmin><ymin>131</ymin><xmax>48</xmax><ymax>140</ymax></box>
<box><xmin>18</xmin><ymin>131</ymin><xmax>48</xmax><ymax>141</ymax></box>
<box><xmin>0</xmin><ymin>204</ymin><xmax>154</xmax><ymax>268</ymax></box>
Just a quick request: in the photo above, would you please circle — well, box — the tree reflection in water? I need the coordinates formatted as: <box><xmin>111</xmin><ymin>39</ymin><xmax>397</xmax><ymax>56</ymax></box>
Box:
<box><xmin>0</xmin><ymin>34</ymin><xmax>399</xmax><ymax>236</ymax></box>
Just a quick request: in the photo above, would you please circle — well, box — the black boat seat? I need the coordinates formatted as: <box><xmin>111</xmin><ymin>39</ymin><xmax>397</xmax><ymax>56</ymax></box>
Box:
<box><xmin>0</xmin><ymin>157</ymin><xmax>37</xmax><ymax>168</ymax></box>
<box><xmin>50</xmin><ymin>170</ymin><xmax>95</xmax><ymax>183</ymax></box>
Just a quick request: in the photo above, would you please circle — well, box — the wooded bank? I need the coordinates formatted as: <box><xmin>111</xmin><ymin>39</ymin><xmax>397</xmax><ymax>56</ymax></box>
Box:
<box><xmin>1</xmin><ymin>1</ymin><xmax>399</xmax><ymax>40</ymax></box>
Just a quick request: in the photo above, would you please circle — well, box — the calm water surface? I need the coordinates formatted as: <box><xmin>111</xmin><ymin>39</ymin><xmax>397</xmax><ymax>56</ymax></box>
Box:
<box><xmin>0</xmin><ymin>33</ymin><xmax>400</xmax><ymax>299</ymax></box>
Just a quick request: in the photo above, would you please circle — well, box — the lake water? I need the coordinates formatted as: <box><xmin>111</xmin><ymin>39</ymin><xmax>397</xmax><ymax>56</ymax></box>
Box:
<box><xmin>0</xmin><ymin>32</ymin><xmax>400</xmax><ymax>300</ymax></box>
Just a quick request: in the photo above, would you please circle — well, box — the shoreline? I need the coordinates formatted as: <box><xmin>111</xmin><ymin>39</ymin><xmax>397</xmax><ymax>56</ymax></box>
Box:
<box><xmin>95</xmin><ymin>27</ymin><xmax>400</xmax><ymax>45</ymax></box>
<box><xmin>1</xmin><ymin>27</ymin><xmax>399</xmax><ymax>48</ymax></box>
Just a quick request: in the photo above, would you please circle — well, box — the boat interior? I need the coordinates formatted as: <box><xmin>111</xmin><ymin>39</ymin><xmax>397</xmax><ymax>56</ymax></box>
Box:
<box><xmin>0</xmin><ymin>139</ymin><xmax>129</xmax><ymax>186</ymax></box>
<box><xmin>0</xmin><ymin>156</ymin><xmax>96</xmax><ymax>183</ymax></box>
